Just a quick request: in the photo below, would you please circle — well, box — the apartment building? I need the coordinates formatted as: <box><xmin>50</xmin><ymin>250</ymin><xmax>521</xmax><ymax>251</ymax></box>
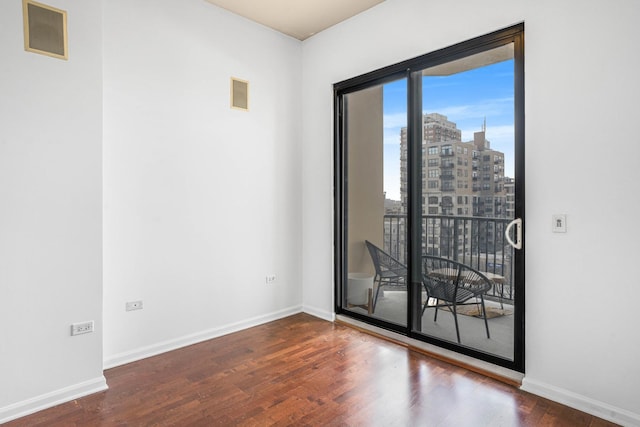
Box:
<box><xmin>400</xmin><ymin>113</ymin><xmax>509</xmax><ymax>219</ymax></box>
<box><xmin>395</xmin><ymin>114</ymin><xmax>510</xmax><ymax>260</ymax></box>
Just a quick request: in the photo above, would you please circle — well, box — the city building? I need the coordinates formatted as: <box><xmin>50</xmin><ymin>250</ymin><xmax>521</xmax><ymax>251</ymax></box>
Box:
<box><xmin>395</xmin><ymin>114</ymin><xmax>512</xmax><ymax>259</ymax></box>
<box><xmin>504</xmin><ymin>177</ymin><xmax>515</xmax><ymax>218</ymax></box>
<box><xmin>399</xmin><ymin>113</ymin><xmax>510</xmax><ymax>220</ymax></box>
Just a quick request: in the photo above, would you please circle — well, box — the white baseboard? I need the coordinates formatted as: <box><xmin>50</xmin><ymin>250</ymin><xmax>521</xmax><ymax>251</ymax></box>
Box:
<box><xmin>0</xmin><ymin>376</ymin><xmax>108</xmax><ymax>424</ymax></box>
<box><xmin>521</xmin><ymin>377</ymin><xmax>640</xmax><ymax>427</ymax></box>
<box><xmin>302</xmin><ymin>304</ymin><xmax>335</xmax><ymax>322</ymax></box>
<box><xmin>103</xmin><ymin>305</ymin><xmax>303</xmax><ymax>369</ymax></box>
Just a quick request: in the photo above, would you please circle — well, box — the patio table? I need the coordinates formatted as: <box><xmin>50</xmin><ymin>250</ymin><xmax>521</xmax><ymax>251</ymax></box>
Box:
<box><xmin>428</xmin><ymin>268</ymin><xmax>506</xmax><ymax>307</ymax></box>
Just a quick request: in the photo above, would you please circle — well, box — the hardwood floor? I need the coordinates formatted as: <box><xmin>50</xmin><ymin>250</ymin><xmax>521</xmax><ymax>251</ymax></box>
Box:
<box><xmin>6</xmin><ymin>313</ymin><xmax>617</xmax><ymax>426</ymax></box>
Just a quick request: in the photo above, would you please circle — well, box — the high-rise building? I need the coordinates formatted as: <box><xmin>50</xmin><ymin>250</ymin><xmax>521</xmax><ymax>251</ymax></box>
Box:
<box><xmin>396</xmin><ymin>113</ymin><xmax>512</xmax><ymax>259</ymax></box>
<box><xmin>504</xmin><ymin>177</ymin><xmax>515</xmax><ymax>218</ymax></box>
<box><xmin>399</xmin><ymin>113</ymin><xmax>509</xmax><ymax>218</ymax></box>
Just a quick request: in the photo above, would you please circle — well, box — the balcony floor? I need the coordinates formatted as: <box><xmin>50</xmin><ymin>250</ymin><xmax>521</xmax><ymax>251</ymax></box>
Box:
<box><xmin>348</xmin><ymin>290</ymin><xmax>514</xmax><ymax>360</ymax></box>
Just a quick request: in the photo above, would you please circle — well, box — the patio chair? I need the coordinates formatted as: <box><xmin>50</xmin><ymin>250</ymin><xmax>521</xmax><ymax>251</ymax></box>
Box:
<box><xmin>365</xmin><ymin>240</ymin><xmax>407</xmax><ymax>312</ymax></box>
<box><xmin>422</xmin><ymin>255</ymin><xmax>492</xmax><ymax>344</ymax></box>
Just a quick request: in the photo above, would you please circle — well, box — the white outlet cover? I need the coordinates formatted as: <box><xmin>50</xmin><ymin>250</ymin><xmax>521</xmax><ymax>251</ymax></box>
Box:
<box><xmin>71</xmin><ymin>321</ymin><xmax>94</xmax><ymax>336</ymax></box>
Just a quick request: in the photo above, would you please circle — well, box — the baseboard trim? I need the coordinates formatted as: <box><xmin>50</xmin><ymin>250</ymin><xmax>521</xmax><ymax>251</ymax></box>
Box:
<box><xmin>0</xmin><ymin>376</ymin><xmax>108</xmax><ymax>424</ymax></box>
<box><xmin>103</xmin><ymin>305</ymin><xmax>303</xmax><ymax>370</ymax></box>
<box><xmin>521</xmin><ymin>378</ymin><xmax>640</xmax><ymax>427</ymax></box>
<box><xmin>302</xmin><ymin>304</ymin><xmax>335</xmax><ymax>322</ymax></box>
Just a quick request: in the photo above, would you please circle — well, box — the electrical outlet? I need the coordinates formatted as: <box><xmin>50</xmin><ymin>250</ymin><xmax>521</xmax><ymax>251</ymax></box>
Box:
<box><xmin>71</xmin><ymin>321</ymin><xmax>94</xmax><ymax>336</ymax></box>
<box><xmin>126</xmin><ymin>300</ymin><xmax>143</xmax><ymax>311</ymax></box>
<box><xmin>265</xmin><ymin>275</ymin><xmax>276</xmax><ymax>284</ymax></box>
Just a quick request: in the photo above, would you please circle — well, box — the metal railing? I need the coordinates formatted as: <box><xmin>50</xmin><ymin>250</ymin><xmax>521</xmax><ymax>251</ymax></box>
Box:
<box><xmin>383</xmin><ymin>214</ymin><xmax>515</xmax><ymax>302</ymax></box>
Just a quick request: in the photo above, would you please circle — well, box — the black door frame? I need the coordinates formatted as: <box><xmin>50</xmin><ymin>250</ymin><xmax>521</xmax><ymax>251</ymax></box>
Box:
<box><xmin>334</xmin><ymin>24</ymin><xmax>525</xmax><ymax>372</ymax></box>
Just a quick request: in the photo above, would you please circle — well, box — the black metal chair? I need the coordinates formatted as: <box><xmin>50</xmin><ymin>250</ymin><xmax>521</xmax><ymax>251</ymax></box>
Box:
<box><xmin>365</xmin><ymin>240</ymin><xmax>407</xmax><ymax>312</ymax></box>
<box><xmin>422</xmin><ymin>255</ymin><xmax>492</xmax><ymax>344</ymax></box>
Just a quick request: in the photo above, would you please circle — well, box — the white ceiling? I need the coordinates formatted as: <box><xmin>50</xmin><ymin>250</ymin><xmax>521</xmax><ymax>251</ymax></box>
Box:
<box><xmin>205</xmin><ymin>0</ymin><xmax>386</xmax><ymax>40</ymax></box>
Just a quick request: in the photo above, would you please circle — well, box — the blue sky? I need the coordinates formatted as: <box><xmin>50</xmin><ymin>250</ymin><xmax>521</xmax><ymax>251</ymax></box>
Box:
<box><xmin>383</xmin><ymin>59</ymin><xmax>514</xmax><ymax>200</ymax></box>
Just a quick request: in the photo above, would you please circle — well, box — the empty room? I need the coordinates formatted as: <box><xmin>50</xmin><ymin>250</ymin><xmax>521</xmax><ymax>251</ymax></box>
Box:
<box><xmin>1</xmin><ymin>0</ymin><xmax>639</xmax><ymax>425</ymax></box>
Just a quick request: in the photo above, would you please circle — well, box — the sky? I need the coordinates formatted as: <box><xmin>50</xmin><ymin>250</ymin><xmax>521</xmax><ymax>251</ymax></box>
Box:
<box><xmin>383</xmin><ymin>59</ymin><xmax>515</xmax><ymax>201</ymax></box>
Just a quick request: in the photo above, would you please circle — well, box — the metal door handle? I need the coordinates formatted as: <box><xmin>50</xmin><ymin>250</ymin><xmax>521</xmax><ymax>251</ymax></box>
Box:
<box><xmin>505</xmin><ymin>218</ymin><xmax>522</xmax><ymax>250</ymax></box>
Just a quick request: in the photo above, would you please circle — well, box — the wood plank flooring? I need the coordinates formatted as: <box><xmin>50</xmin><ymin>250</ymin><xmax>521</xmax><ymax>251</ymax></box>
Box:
<box><xmin>6</xmin><ymin>313</ymin><xmax>618</xmax><ymax>426</ymax></box>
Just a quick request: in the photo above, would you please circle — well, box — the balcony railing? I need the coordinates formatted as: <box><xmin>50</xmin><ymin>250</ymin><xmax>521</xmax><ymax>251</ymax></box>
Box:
<box><xmin>383</xmin><ymin>214</ymin><xmax>515</xmax><ymax>302</ymax></box>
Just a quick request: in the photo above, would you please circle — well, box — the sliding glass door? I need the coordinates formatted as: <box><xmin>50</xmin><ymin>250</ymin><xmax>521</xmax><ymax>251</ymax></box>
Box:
<box><xmin>335</xmin><ymin>25</ymin><xmax>524</xmax><ymax>371</ymax></box>
<box><xmin>415</xmin><ymin>42</ymin><xmax>520</xmax><ymax>362</ymax></box>
<box><xmin>338</xmin><ymin>77</ymin><xmax>408</xmax><ymax>328</ymax></box>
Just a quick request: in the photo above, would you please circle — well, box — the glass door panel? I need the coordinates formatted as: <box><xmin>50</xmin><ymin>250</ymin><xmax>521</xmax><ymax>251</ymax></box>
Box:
<box><xmin>336</xmin><ymin>25</ymin><xmax>524</xmax><ymax>371</ymax></box>
<box><xmin>412</xmin><ymin>44</ymin><xmax>517</xmax><ymax>360</ymax></box>
<box><xmin>343</xmin><ymin>78</ymin><xmax>408</xmax><ymax>327</ymax></box>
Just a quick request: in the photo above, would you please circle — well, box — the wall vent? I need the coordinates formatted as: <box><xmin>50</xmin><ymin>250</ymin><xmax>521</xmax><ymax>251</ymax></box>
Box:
<box><xmin>230</xmin><ymin>77</ymin><xmax>249</xmax><ymax>111</ymax></box>
<box><xmin>23</xmin><ymin>0</ymin><xmax>68</xmax><ymax>60</ymax></box>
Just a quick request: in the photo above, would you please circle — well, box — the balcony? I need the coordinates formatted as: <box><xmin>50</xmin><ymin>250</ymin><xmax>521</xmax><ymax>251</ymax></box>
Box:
<box><xmin>441</xmin><ymin>162</ymin><xmax>455</xmax><ymax>168</ymax></box>
<box><xmin>361</xmin><ymin>290</ymin><xmax>514</xmax><ymax>359</ymax></box>
<box><xmin>440</xmin><ymin>151</ymin><xmax>454</xmax><ymax>157</ymax></box>
<box><xmin>383</xmin><ymin>213</ymin><xmax>515</xmax><ymax>305</ymax></box>
<box><xmin>377</xmin><ymin>215</ymin><xmax>516</xmax><ymax>359</ymax></box>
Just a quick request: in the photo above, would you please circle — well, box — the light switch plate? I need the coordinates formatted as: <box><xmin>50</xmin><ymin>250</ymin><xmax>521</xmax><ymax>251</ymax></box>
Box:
<box><xmin>552</xmin><ymin>214</ymin><xmax>567</xmax><ymax>233</ymax></box>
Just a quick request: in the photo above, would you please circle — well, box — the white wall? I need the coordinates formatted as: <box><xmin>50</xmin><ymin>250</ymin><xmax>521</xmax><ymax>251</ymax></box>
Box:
<box><xmin>301</xmin><ymin>0</ymin><xmax>640</xmax><ymax>424</ymax></box>
<box><xmin>0</xmin><ymin>0</ymin><xmax>105</xmax><ymax>422</ymax></box>
<box><xmin>102</xmin><ymin>0</ymin><xmax>303</xmax><ymax>366</ymax></box>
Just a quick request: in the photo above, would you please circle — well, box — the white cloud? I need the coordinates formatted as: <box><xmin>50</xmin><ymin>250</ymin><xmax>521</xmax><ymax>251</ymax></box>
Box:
<box><xmin>426</xmin><ymin>97</ymin><xmax>514</xmax><ymax>122</ymax></box>
<box><xmin>384</xmin><ymin>128</ymin><xmax>402</xmax><ymax>146</ymax></box>
<box><xmin>487</xmin><ymin>124</ymin><xmax>515</xmax><ymax>140</ymax></box>
<box><xmin>460</xmin><ymin>124</ymin><xmax>514</xmax><ymax>143</ymax></box>
<box><xmin>383</xmin><ymin>112</ymin><xmax>407</xmax><ymax>146</ymax></box>
<box><xmin>383</xmin><ymin>112</ymin><xmax>408</xmax><ymax>129</ymax></box>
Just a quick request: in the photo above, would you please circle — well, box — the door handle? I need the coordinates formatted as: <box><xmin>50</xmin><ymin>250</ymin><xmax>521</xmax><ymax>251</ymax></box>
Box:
<box><xmin>505</xmin><ymin>218</ymin><xmax>522</xmax><ymax>250</ymax></box>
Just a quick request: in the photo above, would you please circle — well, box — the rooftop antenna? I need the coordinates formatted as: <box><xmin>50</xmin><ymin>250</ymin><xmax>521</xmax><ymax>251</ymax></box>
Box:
<box><xmin>483</xmin><ymin>117</ymin><xmax>486</xmax><ymax>133</ymax></box>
